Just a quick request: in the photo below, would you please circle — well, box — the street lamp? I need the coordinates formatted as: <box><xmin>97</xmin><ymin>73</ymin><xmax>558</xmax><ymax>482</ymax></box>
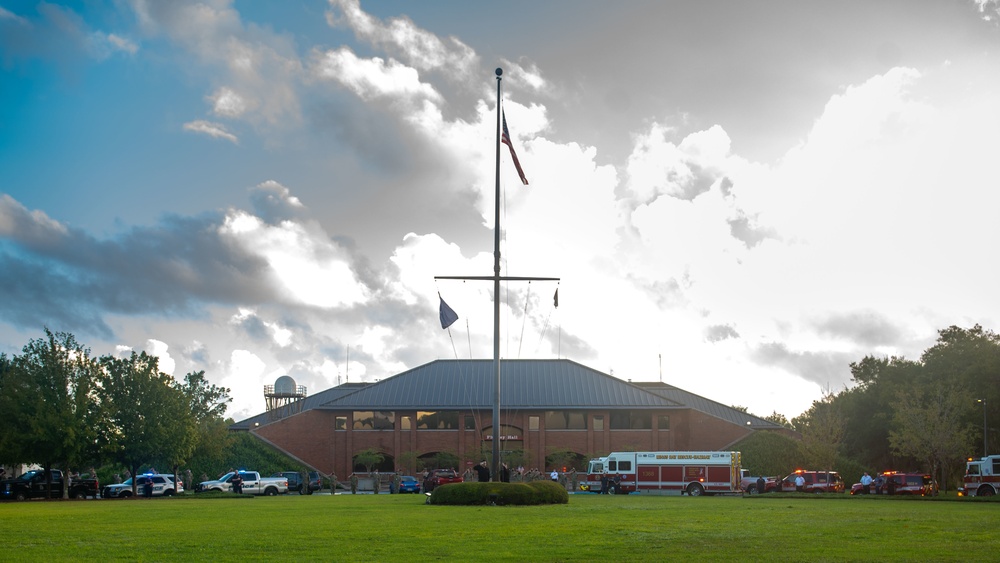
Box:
<box><xmin>978</xmin><ymin>399</ymin><xmax>988</xmax><ymax>456</ymax></box>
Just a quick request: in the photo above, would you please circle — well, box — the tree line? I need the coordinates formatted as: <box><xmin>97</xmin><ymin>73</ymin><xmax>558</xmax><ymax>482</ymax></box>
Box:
<box><xmin>738</xmin><ymin>324</ymin><xmax>998</xmax><ymax>490</ymax></box>
<box><xmin>0</xmin><ymin>329</ymin><xmax>232</xmax><ymax>498</ymax></box>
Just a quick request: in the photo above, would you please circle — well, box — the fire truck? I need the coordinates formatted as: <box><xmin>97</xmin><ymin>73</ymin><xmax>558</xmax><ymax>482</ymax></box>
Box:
<box><xmin>580</xmin><ymin>451</ymin><xmax>742</xmax><ymax>496</ymax></box>
<box><xmin>961</xmin><ymin>454</ymin><xmax>1000</xmax><ymax>497</ymax></box>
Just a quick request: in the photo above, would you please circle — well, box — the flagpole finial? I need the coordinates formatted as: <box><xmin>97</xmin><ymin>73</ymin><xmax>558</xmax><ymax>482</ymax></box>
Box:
<box><xmin>495</xmin><ymin>67</ymin><xmax>503</xmax><ymax>77</ymax></box>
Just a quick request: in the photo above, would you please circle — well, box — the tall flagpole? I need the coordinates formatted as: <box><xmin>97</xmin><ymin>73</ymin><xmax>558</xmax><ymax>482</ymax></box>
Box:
<box><xmin>436</xmin><ymin>67</ymin><xmax>558</xmax><ymax>482</ymax></box>
<box><xmin>492</xmin><ymin>68</ymin><xmax>503</xmax><ymax>481</ymax></box>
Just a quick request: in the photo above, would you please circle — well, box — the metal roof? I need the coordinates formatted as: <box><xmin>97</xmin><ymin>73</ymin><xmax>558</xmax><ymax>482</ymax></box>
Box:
<box><xmin>632</xmin><ymin>381</ymin><xmax>784</xmax><ymax>430</ymax></box>
<box><xmin>315</xmin><ymin>359</ymin><xmax>682</xmax><ymax>410</ymax></box>
<box><xmin>229</xmin><ymin>383</ymin><xmax>366</xmax><ymax>430</ymax></box>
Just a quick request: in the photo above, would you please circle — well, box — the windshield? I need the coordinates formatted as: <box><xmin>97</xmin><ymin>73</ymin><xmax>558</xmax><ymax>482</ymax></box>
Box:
<box><xmin>18</xmin><ymin>470</ymin><xmax>43</xmax><ymax>481</ymax></box>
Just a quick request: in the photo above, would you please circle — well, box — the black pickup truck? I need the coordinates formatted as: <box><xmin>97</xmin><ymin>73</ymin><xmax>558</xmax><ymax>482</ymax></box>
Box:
<box><xmin>1</xmin><ymin>469</ymin><xmax>100</xmax><ymax>500</ymax></box>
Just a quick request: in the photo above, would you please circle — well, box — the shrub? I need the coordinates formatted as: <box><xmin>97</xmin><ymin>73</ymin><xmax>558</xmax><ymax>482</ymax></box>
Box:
<box><xmin>429</xmin><ymin>481</ymin><xmax>568</xmax><ymax>505</ymax></box>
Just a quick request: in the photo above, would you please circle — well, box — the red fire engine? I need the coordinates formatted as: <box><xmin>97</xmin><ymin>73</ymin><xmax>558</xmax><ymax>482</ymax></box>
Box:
<box><xmin>581</xmin><ymin>451</ymin><xmax>742</xmax><ymax>496</ymax></box>
<box><xmin>961</xmin><ymin>454</ymin><xmax>999</xmax><ymax>497</ymax></box>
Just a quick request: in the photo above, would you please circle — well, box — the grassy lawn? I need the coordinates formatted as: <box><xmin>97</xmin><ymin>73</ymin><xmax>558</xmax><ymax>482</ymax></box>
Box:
<box><xmin>1</xmin><ymin>492</ymin><xmax>997</xmax><ymax>562</ymax></box>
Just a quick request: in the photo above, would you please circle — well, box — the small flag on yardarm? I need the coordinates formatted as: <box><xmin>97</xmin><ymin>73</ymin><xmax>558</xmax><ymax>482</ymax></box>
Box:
<box><xmin>501</xmin><ymin>111</ymin><xmax>529</xmax><ymax>185</ymax></box>
<box><xmin>553</xmin><ymin>288</ymin><xmax>559</xmax><ymax>308</ymax></box>
<box><xmin>439</xmin><ymin>294</ymin><xmax>459</xmax><ymax>329</ymax></box>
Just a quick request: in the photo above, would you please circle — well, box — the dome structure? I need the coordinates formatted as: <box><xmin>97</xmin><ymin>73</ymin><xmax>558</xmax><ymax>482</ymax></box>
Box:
<box><xmin>274</xmin><ymin>375</ymin><xmax>297</xmax><ymax>395</ymax></box>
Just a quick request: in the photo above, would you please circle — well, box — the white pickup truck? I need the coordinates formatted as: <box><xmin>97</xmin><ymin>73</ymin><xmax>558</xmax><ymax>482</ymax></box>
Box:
<box><xmin>195</xmin><ymin>471</ymin><xmax>288</xmax><ymax>496</ymax></box>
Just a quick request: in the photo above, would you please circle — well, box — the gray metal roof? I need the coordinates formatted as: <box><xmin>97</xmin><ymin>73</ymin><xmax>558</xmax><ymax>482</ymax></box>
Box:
<box><xmin>632</xmin><ymin>381</ymin><xmax>783</xmax><ymax>430</ymax></box>
<box><xmin>230</xmin><ymin>383</ymin><xmax>367</xmax><ymax>430</ymax></box>
<box><xmin>315</xmin><ymin>359</ymin><xmax>683</xmax><ymax>410</ymax></box>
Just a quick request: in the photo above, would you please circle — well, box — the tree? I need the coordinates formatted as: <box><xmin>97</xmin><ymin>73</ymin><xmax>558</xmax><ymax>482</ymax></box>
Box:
<box><xmin>353</xmin><ymin>447</ymin><xmax>384</xmax><ymax>474</ymax></box>
<box><xmin>763</xmin><ymin>411</ymin><xmax>793</xmax><ymax>429</ymax></box>
<box><xmin>100</xmin><ymin>351</ymin><xmax>184</xmax><ymax>495</ymax></box>
<box><xmin>732</xmin><ymin>431</ymin><xmax>803</xmax><ymax>476</ymax></box>
<box><xmin>173</xmin><ymin>371</ymin><xmax>231</xmax><ymax>487</ymax></box>
<box><xmin>793</xmin><ymin>392</ymin><xmax>843</xmax><ymax>469</ymax></box>
<box><xmin>0</xmin><ymin>330</ymin><xmax>103</xmax><ymax>498</ymax></box>
<box><xmin>888</xmin><ymin>382</ymin><xmax>975</xmax><ymax>492</ymax></box>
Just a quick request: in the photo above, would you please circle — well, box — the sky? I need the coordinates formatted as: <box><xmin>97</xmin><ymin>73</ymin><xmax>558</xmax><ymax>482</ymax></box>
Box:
<box><xmin>2</xmin><ymin>0</ymin><xmax>1000</xmax><ymax>423</ymax></box>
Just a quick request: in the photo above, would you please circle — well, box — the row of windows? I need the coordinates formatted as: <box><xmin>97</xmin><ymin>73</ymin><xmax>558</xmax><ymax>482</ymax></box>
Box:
<box><xmin>337</xmin><ymin>411</ymin><xmax>671</xmax><ymax>431</ymax></box>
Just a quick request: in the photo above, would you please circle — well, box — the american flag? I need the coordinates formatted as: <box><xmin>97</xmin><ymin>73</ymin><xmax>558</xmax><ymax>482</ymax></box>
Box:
<box><xmin>501</xmin><ymin>111</ymin><xmax>528</xmax><ymax>185</ymax></box>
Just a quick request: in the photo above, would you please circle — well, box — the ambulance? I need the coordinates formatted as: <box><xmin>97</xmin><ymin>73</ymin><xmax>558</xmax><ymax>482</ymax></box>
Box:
<box><xmin>581</xmin><ymin>451</ymin><xmax>742</xmax><ymax>496</ymax></box>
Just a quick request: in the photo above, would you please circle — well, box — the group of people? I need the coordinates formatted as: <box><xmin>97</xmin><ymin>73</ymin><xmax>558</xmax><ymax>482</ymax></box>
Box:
<box><xmin>858</xmin><ymin>472</ymin><xmax>894</xmax><ymax>494</ymax></box>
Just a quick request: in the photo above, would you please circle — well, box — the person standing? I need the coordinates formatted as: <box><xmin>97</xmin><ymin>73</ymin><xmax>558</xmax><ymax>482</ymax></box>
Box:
<box><xmin>473</xmin><ymin>460</ymin><xmax>490</xmax><ymax>482</ymax></box>
<box><xmin>231</xmin><ymin>471</ymin><xmax>244</xmax><ymax>494</ymax></box>
<box><xmin>860</xmin><ymin>472</ymin><xmax>873</xmax><ymax>495</ymax></box>
<box><xmin>550</xmin><ymin>469</ymin><xmax>559</xmax><ymax>482</ymax></box>
<box><xmin>350</xmin><ymin>473</ymin><xmax>358</xmax><ymax>494</ymax></box>
<box><xmin>794</xmin><ymin>474</ymin><xmax>805</xmax><ymax>492</ymax></box>
<box><xmin>500</xmin><ymin>463</ymin><xmax>511</xmax><ymax>483</ymax></box>
<box><xmin>756</xmin><ymin>476</ymin><xmax>766</xmax><ymax>494</ymax></box>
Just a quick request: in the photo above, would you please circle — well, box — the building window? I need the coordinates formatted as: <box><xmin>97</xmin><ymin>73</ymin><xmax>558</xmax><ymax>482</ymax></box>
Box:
<box><xmin>529</xmin><ymin>416</ymin><xmax>539</xmax><ymax>431</ymax></box>
<box><xmin>417</xmin><ymin>411</ymin><xmax>459</xmax><ymax>429</ymax></box>
<box><xmin>401</xmin><ymin>416</ymin><xmax>411</xmax><ymax>431</ymax></box>
<box><xmin>335</xmin><ymin>416</ymin><xmax>346</xmax><ymax>431</ymax></box>
<box><xmin>593</xmin><ymin>415</ymin><xmax>604</xmax><ymax>432</ymax></box>
<box><xmin>464</xmin><ymin>416</ymin><xmax>476</xmax><ymax>430</ymax></box>
<box><xmin>609</xmin><ymin>411</ymin><xmax>652</xmax><ymax>430</ymax></box>
<box><xmin>658</xmin><ymin>415</ymin><xmax>670</xmax><ymax>430</ymax></box>
<box><xmin>353</xmin><ymin>411</ymin><xmax>394</xmax><ymax>430</ymax></box>
<box><xmin>544</xmin><ymin>411</ymin><xmax>587</xmax><ymax>430</ymax></box>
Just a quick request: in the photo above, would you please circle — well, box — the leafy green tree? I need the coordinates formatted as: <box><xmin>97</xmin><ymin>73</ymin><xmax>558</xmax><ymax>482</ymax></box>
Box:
<box><xmin>888</xmin><ymin>382</ymin><xmax>975</xmax><ymax>492</ymax></box>
<box><xmin>793</xmin><ymin>392</ymin><xmax>843</xmax><ymax>469</ymax></box>
<box><xmin>353</xmin><ymin>447</ymin><xmax>385</xmax><ymax>474</ymax></box>
<box><xmin>763</xmin><ymin>411</ymin><xmax>793</xmax><ymax>429</ymax></box>
<box><xmin>100</xmin><ymin>351</ymin><xmax>183</xmax><ymax>495</ymax></box>
<box><xmin>732</xmin><ymin>431</ymin><xmax>804</xmax><ymax>476</ymax></box>
<box><xmin>396</xmin><ymin>451</ymin><xmax>419</xmax><ymax>474</ymax></box>
<box><xmin>172</xmin><ymin>371</ymin><xmax>231</xmax><ymax>488</ymax></box>
<box><xmin>0</xmin><ymin>330</ymin><xmax>103</xmax><ymax>498</ymax></box>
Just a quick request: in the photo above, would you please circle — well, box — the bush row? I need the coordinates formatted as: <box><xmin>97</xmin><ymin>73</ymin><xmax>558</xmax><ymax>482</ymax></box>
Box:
<box><xmin>429</xmin><ymin>480</ymin><xmax>569</xmax><ymax>505</ymax></box>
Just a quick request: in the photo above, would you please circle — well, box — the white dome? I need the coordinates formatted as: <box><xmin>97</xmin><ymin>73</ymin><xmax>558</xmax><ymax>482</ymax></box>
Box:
<box><xmin>274</xmin><ymin>375</ymin><xmax>297</xmax><ymax>395</ymax></box>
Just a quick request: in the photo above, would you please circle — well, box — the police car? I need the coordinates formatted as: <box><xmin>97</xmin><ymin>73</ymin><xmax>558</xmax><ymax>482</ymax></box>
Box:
<box><xmin>102</xmin><ymin>474</ymin><xmax>183</xmax><ymax>498</ymax></box>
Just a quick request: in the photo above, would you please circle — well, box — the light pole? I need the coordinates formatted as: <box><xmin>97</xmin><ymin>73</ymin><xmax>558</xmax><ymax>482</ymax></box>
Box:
<box><xmin>978</xmin><ymin>398</ymin><xmax>988</xmax><ymax>456</ymax></box>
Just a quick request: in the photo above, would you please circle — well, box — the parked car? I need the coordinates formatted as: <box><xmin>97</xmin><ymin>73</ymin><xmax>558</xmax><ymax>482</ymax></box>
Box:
<box><xmin>271</xmin><ymin>471</ymin><xmax>322</xmax><ymax>494</ymax></box>
<box><xmin>2</xmin><ymin>469</ymin><xmax>99</xmax><ymax>500</ymax></box>
<box><xmin>850</xmin><ymin>472</ymin><xmax>937</xmax><ymax>496</ymax></box>
<box><xmin>103</xmin><ymin>474</ymin><xmax>183</xmax><ymax>498</ymax></box>
<box><xmin>398</xmin><ymin>475</ymin><xmax>421</xmax><ymax>494</ymax></box>
<box><xmin>740</xmin><ymin>469</ymin><xmax>779</xmax><ymax>494</ymax></box>
<box><xmin>777</xmin><ymin>470</ymin><xmax>845</xmax><ymax>493</ymax></box>
<box><xmin>196</xmin><ymin>471</ymin><xmax>288</xmax><ymax>496</ymax></box>
<box><xmin>422</xmin><ymin>469</ymin><xmax>463</xmax><ymax>492</ymax></box>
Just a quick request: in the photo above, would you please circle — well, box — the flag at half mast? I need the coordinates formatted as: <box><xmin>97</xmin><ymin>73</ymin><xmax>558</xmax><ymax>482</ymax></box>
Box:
<box><xmin>501</xmin><ymin>111</ymin><xmax>528</xmax><ymax>185</ymax></box>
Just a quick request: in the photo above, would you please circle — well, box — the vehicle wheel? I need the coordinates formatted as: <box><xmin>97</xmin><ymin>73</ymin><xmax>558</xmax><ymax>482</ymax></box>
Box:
<box><xmin>74</xmin><ymin>491</ymin><xmax>88</xmax><ymax>500</ymax></box>
<box><xmin>264</xmin><ymin>487</ymin><xmax>278</xmax><ymax>496</ymax></box>
<box><xmin>121</xmin><ymin>491</ymin><xmax>132</xmax><ymax>498</ymax></box>
<box><xmin>747</xmin><ymin>485</ymin><xmax>758</xmax><ymax>495</ymax></box>
<box><xmin>14</xmin><ymin>491</ymin><xmax>27</xmax><ymax>501</ymax></box>
<box><xmin>979</xmin><ymin>485</ymin><xmax>995</xmax><ymax>497</ymax></box>
<box><xmin>687</xmin><ymin>484</ymin><xmax>704</xmax><ymax>497</ymax></box>
<box><xmin>164</xmin><ymin>489</ymin><xmax>174</xmax><ymax>497</ymax></box>
<box><xmin>814</xmin><ymin>488</ymin><xmax>824</xmax><ymax>494</ymax></box>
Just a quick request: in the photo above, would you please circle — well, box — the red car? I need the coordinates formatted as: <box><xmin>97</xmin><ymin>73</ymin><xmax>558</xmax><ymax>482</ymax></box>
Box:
<box><xmin>422</xmin><ymin>469</ymin><xmax>463</xmax><ymax>492</ymax></box>
<box><xmin>850</xmin><ymin>472</ymin><xmax>937</xmax><ymax>496</ymax></box>
<box><xmin>778</xmin><ymin>470</ymin><xmax>845</xmax><ymax>493</ymax></box>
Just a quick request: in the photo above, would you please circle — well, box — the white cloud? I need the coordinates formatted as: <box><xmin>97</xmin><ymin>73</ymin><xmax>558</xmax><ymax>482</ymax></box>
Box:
<box><xmin>326</xmin><ymin>0</ymin><xmax>478</xmax><ymax>82</ymax></box>
<box><xmin>144</xmin><ymin>339</ymin><xmax>175</xmax><ymax>374</ymax></box>
<box><xmin>183</xmin><ymin>120</ymin><xmax>239</xmax><ymax>143</ymax></box>
<box><xmin>218</xmin><ymin>209</ymin><xmax>369</xmax><ymax>309</ymax></box>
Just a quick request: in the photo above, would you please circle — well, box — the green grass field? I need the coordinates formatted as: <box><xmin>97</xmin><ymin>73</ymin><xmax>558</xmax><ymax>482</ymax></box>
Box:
<box><xmin>1</xmin><ymin>492</ymin><xmax>996</xmax><ymax>562</ymax></box>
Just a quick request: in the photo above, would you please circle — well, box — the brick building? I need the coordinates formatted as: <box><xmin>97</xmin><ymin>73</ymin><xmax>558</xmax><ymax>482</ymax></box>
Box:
<box><xmin>232</xmin><ymin>359</ymin><xmax>784</xmax><ymax>477</ymax></box>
